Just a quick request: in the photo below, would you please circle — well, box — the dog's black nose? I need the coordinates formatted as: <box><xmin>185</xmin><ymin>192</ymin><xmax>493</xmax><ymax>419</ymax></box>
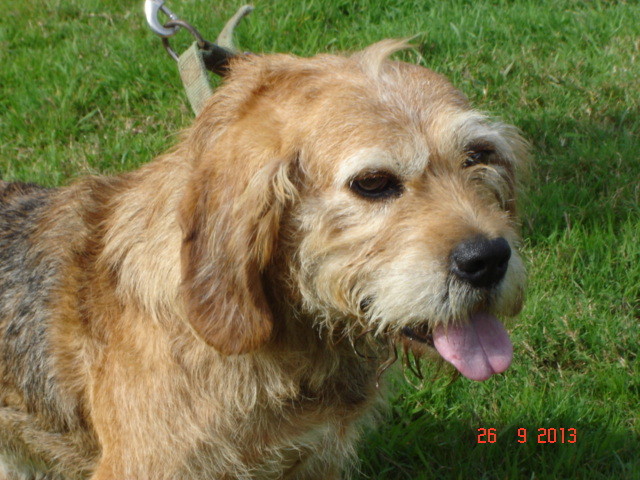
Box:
<box><xmin>451</xmin><ymin>236</ymin><xmax>511</xmax><ymax>288</ymax></box>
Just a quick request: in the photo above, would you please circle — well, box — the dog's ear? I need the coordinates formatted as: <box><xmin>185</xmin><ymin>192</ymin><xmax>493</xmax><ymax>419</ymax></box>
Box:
<box><xmin>179</xmin><ymin>105</ymin><xmax>297</xmax><ymax>355</ymax></box>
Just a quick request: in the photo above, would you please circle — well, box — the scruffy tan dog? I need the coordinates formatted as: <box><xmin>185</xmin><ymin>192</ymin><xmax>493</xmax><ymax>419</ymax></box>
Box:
<box><xmin>0</xmin><ymin>40</ymin><xmax>527</xmax><ymax>479</ymax></box>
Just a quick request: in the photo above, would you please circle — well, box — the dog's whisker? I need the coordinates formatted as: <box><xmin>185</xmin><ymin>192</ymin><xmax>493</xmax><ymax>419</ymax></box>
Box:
<box><xmin>404</xmin><ymin>350</ymin><xmax>424</xmax><ymax>381</ymax></box>
<box><xmin>375</xmin><ymin>335</ymin><xmax>398</xmax><ymax>389</ymax></box>
<box><xmin>413</xmin><ymin>354</ymin><xmax>424</xmax><ymax>380</ymax></box>
<box><xmin>446</xmin><ymin>370</ymin><xmax>462</xmax><ymax>386</ymax></box>
<box><xmin>402</xmin><ymin>359</ymin><xmax>424</xmax><ymax>390</ymax></box>
<box><xmin>352</xmin><ymin>328</ymin><xmax>378</xmax><ymax>360</ymax></box>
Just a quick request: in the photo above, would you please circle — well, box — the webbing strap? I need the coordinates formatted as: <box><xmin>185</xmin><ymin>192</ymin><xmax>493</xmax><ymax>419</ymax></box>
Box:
<box><xmin>149</xmin><ymin>4</ymin><xmax>254</xmax><ymax>115</ymax></box>
<box><xmin>177</xmin><ymin>42</ymin><xmax>214</xmax><ymax>115</ymax></box>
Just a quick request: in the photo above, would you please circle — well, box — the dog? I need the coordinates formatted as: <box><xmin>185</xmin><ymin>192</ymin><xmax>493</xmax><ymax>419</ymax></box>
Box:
<box><xmin>0</xmin><ymin>40</ymin><xmax>527</xmax><ymax>479</ymax></box>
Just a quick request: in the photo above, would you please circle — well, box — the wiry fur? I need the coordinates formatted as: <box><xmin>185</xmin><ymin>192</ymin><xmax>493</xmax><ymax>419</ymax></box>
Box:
<box><xmin>0</xmin><ymin>41</ymin><xmax>527</xmax><ymax>479</ymax></box>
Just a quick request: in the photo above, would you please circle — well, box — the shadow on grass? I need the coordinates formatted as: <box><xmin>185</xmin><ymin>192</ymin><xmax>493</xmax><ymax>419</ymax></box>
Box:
<box><xmin>356</xmin><ymin>413</ymin><xmax>640</xmax><ymax>480</ymax></box>
<box><xmin>352</xmin><ymin>110</ymin><xmax>640</xmax><ymax>479</ymax></box>
<box><xmin>516</xmin><ymin>110</ymin><xmax>639</xmax><ymax>244</ymax></box>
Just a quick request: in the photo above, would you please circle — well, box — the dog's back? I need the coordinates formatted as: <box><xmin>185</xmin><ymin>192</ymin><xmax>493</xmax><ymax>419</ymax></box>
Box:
<box><xmin>0</xmin><ymin>181</ymin><xmax>95</xmax><ymax>476</ymax></box>
<box><xmin>0</xmin><ymin>182</ymin><xmax>58</xmax><ymax>418</ymax></box>
<box><xmin>0</xmin><ymin>181</ymin><xmax>57</xmax><ymax>408</ymax></box>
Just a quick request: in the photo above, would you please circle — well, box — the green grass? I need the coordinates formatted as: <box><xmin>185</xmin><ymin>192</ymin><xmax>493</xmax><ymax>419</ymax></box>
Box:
<box><xmin>1</xmin><ymin>0</ymin><xmax>638</xmax><ymax>478</ymax></box>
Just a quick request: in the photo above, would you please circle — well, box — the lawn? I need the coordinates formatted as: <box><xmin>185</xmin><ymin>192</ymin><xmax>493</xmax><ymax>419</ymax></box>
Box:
<box><xmin>1</xmin><ymin>0</ymin><xmax>638</xmax><ymax>478</ymax></box>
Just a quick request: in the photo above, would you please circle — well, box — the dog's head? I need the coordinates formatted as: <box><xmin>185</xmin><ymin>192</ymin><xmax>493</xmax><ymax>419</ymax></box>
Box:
<box><xmin>179</xmin><ymin>40</ymin><xmax>527</xmax><ymax>380</ymax></box>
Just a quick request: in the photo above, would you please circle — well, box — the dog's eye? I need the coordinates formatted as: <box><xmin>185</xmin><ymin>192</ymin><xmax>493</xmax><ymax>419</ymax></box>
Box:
<box><xmin>350</xmin><ymin>172</ymin><xmax>403</xmax><ymax>199</ymax></box>
<box><xmin>463</xmin><ymin>149</ymin><xmax>495</xmax><ymax>168</ymax></box>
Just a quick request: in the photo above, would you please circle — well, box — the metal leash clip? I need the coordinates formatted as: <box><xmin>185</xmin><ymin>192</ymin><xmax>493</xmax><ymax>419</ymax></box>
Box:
<box><xmin>144</xmin><ymin>0</ymin><xmax>180</xmax><ymax>38</ymax></box>
<box><xmin>144</xmin><ymin>0</ymin><xmax>253</xmax><ymax>114</ymax></box>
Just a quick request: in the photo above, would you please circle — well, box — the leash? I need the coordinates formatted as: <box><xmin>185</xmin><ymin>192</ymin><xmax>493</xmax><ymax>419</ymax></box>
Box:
<box><xmin>145</xmin><ymin>0</ymin><xmax>253</xmax><ymax>115</ymax></box>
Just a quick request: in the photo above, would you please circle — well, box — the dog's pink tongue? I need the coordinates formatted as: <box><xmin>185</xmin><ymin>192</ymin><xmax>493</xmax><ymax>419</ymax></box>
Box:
<box><xmin>433</xmin><ymin>313</ymin><xmax>512</xmax><ymax>381</ymax></box>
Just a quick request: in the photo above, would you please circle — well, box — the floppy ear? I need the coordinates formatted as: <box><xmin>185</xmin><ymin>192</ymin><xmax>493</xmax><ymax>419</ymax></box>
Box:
<box><xmin>179</xmin><ymin>120</ymin><xmax>297</xmax><ymax>355</ymax></box>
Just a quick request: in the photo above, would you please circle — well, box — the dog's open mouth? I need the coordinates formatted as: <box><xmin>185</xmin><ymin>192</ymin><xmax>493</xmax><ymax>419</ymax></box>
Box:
<box><xmin>401</xmin><ymin>312</ymin><xmax>513</xmax><ymax>382</ymax></box>
<box><xmin>401</xmin><ymin>325</ymin><xmax>434</xmax><ymax>345</ymax></box>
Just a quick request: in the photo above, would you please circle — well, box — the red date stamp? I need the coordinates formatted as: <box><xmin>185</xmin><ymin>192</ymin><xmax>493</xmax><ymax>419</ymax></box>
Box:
<box><xmin>477</xmin><ymin>427</ymin><xmax>577</xmax><ymax>444</ymax></box>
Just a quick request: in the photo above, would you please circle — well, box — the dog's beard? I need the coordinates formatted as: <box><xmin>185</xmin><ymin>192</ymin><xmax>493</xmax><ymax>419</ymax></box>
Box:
<box><xmin>358</xmin><ymin>290</ymin><xmax>514</xmax><ymax>382</ymax></box>
<box><xmin>298</xmin><ymin>253</ymin><xmax>520</xmax><ymax>383</ymax></box>
<box><xmin>358</xmin><ymin>267</ymin><xmax>519</xmax><ymax>382</ymax></box>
